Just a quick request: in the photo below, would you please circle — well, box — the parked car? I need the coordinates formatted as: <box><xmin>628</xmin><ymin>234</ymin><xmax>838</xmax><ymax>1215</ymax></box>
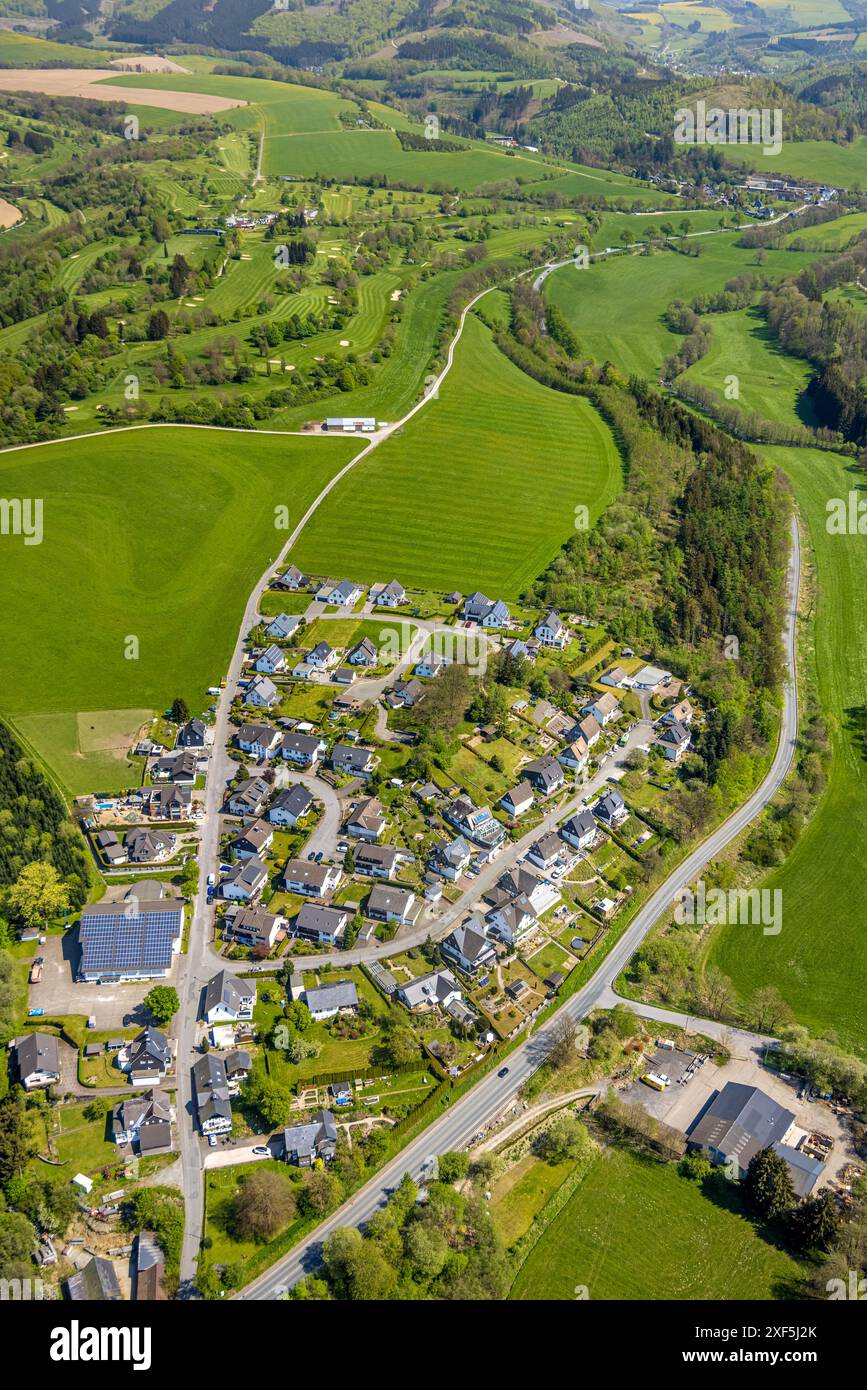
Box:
<box><xmin>207</xmin><ymin>1134</ymin><xmax>217</xmax><ymax>1147</ymax></box>
<box><xmin>497</xmin><ymin>1066</ymin><xmax>509</xmax><ymax>1079</ymax></box>
<box><xmin>252</xmin><ymin>1146</ymin><xmax>270</xmax><ymax>1156</ymax></box>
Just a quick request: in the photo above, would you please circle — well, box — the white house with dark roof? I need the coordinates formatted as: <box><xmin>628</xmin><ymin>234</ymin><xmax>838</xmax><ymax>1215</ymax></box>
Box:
<box><xmin>348</xmin><ymin>636</ymin><xmax>377</xmax><ymax>667</ymax></box>
<box><xmin>203</xmin><ymin>969</ymin><xmax>255</xmax><ymax>1025</ymax></box>
<box><xmin>560</xmin><ymin>809</ymin><xmax>597</xmax><ymax>851</ymax></box>
<box><xmin>15</xmin><ymin>1033</ymin><xmax>60</xmax><ymax>1090</ymax></box>
<box><xmin>246</xmin><ymin>675</ymin><xmax>279</xmax><ymax>710</ymax></box>
<box><xmin>268</xmin><ymin>783</ymin><xmax>313</xmax><ymax>827</ymax></box>
<box><xmin>657</xmin><ymin>719</ymin><xmax>691</xmax><ymax>762</ymax></box>
<box><xmin>274</xmin><ymin>564</ymin><xmax>306</xmax><ymax>590</ymax></box>
<box><xmin>279</xmin><ymin>731</ymin><xmax>325</xmax><ymax>766</ymax></box>
<box><xmin>235</xmin><ymin>722</ymin><xmax>282</xmax><ymax>760</ymax></box>
<box><xmin>345</xmin><ymin>795</ymin><xmax>388</xmax><ymax>841</ymax></box>
<box><xmin>440</xmin><ymin>917</ymin><xmax>496</xmax><ymax>977</ymax></box>
<box><xmin>176</xmin><ymin>717</ymin><xmax>208</xmax><ymax>749</ymax></box>
<box><xmin>367</xmin><ymin>884</ymin><xmax>418</xmax><ymax>925</ymax></box>
<box><xmin>283</xmin><ymin>858</ymin><xmax>342</xmax><ymax>897</ymax></box>
<box><xmin>224</xmin><ymin>904</ymin><xmax>283</xmax><ymax>951</ymax></box>
<box><xmin>486</xmin><ymin>894</ymin><xmax>537</xmax><ymax>945</ymax></box>
<box><xmin>377</xmin><ymin>579</ymin><xmax>406</xmax><ymax>608</ymax></box>
<box><xmin>324</xmin><ymin>579</ymin><xmax>364</xmax><ymax>607</ymax></box>
<box><xmin>225</xmin><ymin>776</ymin><xmax>270</xmax><ymax>818</ymax></box>
<box><xmin>398</xmin><ymin>969</ymin><xmax>462</xmax><ymax>1012</ymax></box>
<box><xmin>355</xmin><ymin>843</ymin><xmax>409</xmax><ymax>879</ymax></box>
<box><xmin>463</xmin><ymin>592</ymin><xmax>509</xmax><ymax>628</ymax></box>
<box><xmin>500</xmin><ymin>780</ymin><xmax>534</xmax><ymax>819</ymax></box>
<box><xmin>230</xmin><ymin>820</ymin><xmax>273</xmax><ymax>859</ymax></box>
<box><xmin>332</xmin><ymin>743</ymin><xmax>378</xmax><ymax>777</ymax></box>
<box><xmin>594</xmin><ymin>788</ymin><xmax>628</xmax><ymax>828</ymax></box>
<box><xmin>527</xmin><ymin>831</ymin><xmax>562</xmax><ymax>871</ymax></box>
<box><xmin>582</xmin><ymin>691</ymin><xmax>621</xmax><ymax>727</ymax></box>
<box><xmin>436</xmin><ymin>835</ymin><xmax>473</xmax><ymax>880</ymax></box>
<box><xmin>192</xmin><ymin>1053</ymin><xmax>232</xmax><ymax>1135</ymax></box>
<box><xmin>535</xmin><ymin>610</ymin><xmax>569</xmax><ymax>649</ymax></box>
<box><xmin>304</xmin><ymin>980</ymin><xmax>358</xmax><ymax>1021</ymax></box>
<box><xmin>307</xmin><ymin>641</ymin><xmax>338</xmax><ymax>670</ymax></box>
<box><xmin>294</xmin><ymin>903</ymin><xmax>350</xmax><ymax>946</ymax></box>
<box><xmin>267</xmin><ymin>612</ymin><xmax>302</xmax><ymax>641</ymax></box>
<box><xmin>221</xmin><ymin>856</ymin><xmax>268</xmax><ymax>903</ymax></box>
<box><xmin>256</xmin><ymin>644</ymin><xmax>286</xmax><ymax>675</ymax></box>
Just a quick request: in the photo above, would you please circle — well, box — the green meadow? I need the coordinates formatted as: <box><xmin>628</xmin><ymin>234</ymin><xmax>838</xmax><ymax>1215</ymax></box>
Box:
<box><xmin>681</xmin><ymin>306</ymin><xmax>815</xmax><ymax>426</ymax></box>
<box><xmin>510</xmin><ymin>1147</ymin><xmax>802</xmax><ymax>1300</ymax></box>
<box><xmin>292</xmin><ymin>312</ymin><xmax>622</xmax><ymax>596</ymax></box>
<box><xmin>0</xmin><ymin>427</ymin><xmax>356</xmax><ymax>794</ymax></box>
<box><xmin>708</xmin><ymin>445</ymin><xmax>867</xmax><ymax>1052</ymax></box>
<box><xmin>719</xmin><ymin>137</ymin><xmax>867</xmax><ymax>191</ymax></box>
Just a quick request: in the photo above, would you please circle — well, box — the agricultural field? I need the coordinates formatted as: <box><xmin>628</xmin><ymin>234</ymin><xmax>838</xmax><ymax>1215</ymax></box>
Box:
<box><xmin>509</xmin><ymin>1147</ymin><xmax>804</xmax><ymax>1300</ymax></box>
<box><xmin>719</xmin><ymin>137</ymin><xmax>867</xmax><ymax>191</ymax></box>
<box><xmin>708</xmin><ymin>444</ymin><xmax>867</xmax><ymax>1052</ymax></box>
<box><xmin>681</xmin><ymin>307</ymin><xmax>815</xmax><ymax>427</ymax></box>
<box><xmin>0</xmin><ymin>428</ymin><xmax>357</xmax><ymax>794</ymax></box>
<box><xmin>292</xmin><ymin>314</ymin><xmax>622</xmax><ymax>596</ymax></box>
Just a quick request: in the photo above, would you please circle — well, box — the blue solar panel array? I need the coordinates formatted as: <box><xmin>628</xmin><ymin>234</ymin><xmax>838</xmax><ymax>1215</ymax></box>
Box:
<box><xmin>80</xmin><ymin>908</ymin><xmax>182</xmax><ymax>975</ymax></box>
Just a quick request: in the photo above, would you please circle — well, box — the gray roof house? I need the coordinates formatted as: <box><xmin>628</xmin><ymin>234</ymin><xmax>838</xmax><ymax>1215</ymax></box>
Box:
<box><xmin>594</xmin><ymin>789</ymin><xmax>628</xmax><ymax>828</ymax></box>
<box><xmin>523</xmin><ymin>755</ymin><xmax>565</xmax><ymax>797</ymax></box>
<box><xmin>283</xmin><ymin>1110</ymin><xmax>337</xmax><ymax>1166</ymax></box>
<box><xmin>268</xmin><ymin>783</ymin><xmax>313</xmax><ymax>826</ymax></box>
<box><xmin>440</xmin><ymin>917</ymin><xmax>496</xmax><ymax>977</ymax></box>
<box><xmin>304</xmin><ymin>980</ymin><xmax>359</xmax><ymax>1021</ymax></box>
<box><xmin>15</xmin><ymin>1033</ymin><xmax>60</xmax><ymax>1090</ymax></box>
<box><xmin>203</xmin><ymin>969</ymin><xmax>255</xmax><ymax>1025</ymax></box>
<box><xmin>66</xmin><ymin>1255</ymin><xmax>122</xmax><ymax>1302</ymax></box>
<box><xmin>398</xmin><ymin>969</ymin><xmax>462</xmax><ymax>1012</ymax></box>
<box><xmin>192</xmin><ymin>1053</ymin><xmax>232</xmax><ymax>1135</ymax></box>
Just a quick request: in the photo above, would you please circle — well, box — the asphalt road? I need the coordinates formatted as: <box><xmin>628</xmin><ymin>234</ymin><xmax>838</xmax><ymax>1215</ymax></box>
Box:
<box><xmin>238</xmin><ymin>514</ymin><xmax>800</xmax><ymax>1300</ymax></box>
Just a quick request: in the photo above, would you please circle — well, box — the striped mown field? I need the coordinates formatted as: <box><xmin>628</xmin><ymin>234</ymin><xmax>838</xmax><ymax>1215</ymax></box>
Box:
<box><xmin>292</xmin><ymin>313</ymin><xmax>622</xmax><ymax>596</ymax></box>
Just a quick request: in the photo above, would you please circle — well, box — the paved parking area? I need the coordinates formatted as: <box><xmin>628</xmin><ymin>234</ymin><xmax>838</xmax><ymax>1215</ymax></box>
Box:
<box><xmin>623</xmin><ymin>1047</ymin><xmax>857</xmax><ymax>1188</ymax></box>
<box><xmin>32</xmin><ymin>933</ymin><xmax>162</xmax><ymax>1030</ymax></box>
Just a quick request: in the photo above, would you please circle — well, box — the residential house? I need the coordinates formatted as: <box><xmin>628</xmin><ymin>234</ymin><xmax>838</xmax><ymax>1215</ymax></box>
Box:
<box><xmin>122</xmin><ymin>1027</ymin><xmax>172</xmax><ymax>1083</ymax></box>
<box><xmin>246</xmin><ymin>675</ymin><xmax>279</xmax><ymax>709</ymax></box>
<box><xmin>463</xmin><ymin>592</ymin><xmax>510</xmax><ymax>628</ymax></box>
<box><xmin>574</xmin><ymin>714</ymin><xmax>601</xmax><ymax>748</ymax></box>
<box><xmin>415</xmin><ymin>651</ymin><xmax>448</xmax><ymax>679</ymax></box>
<box><xmin>224</xmin><ymin>1050</ymin><xmax>251</xmax><ymax>1086</ymax></box>
<box><xmin>192</xmin><ymin>1053</ymin><xmax>232</xmax><ymax>1136</ymax></box>
<box><xmin>599</xmin><ymin>665</ymin><xmax>628</xmax><ymax>688</ymax></box>
<box><xmin>664</xmin><ymin>698</ymin><xmax>693</xmax><ymax>726</ymax></box>
<box><xmin>559</xmin><ymin>735</ymin><xmax>590</xmax><ymax>773</ymax></box>
<box><xmin>523</xmin><ymin>756</ymin><xmax>565</xmax><ymax>798</ymax></box>
<box><xmin>274</xmin><ymin>564</ymin><xmax>306</xmax><ymax>590</ymax></box>
<box><xmin>332</xmin><ymin>743</ymin><xmax>378</xmax><ymax>777</ymax></box>
<box><xmin>267</xmin><ymin>613</ymin><xmax>302</xmax><ymax>641</ymax></box>
<box><xmin>582</xmin><ymin>692</ymin><xmax>621</xmax><ymax>727</ymax></box>
<box><xmin>367</xmin><ymin>884</ymin><xmax>418</xmax><ymax>925</ymax></box>
<box><xmin>256</xmin><ymin>644</ymin><xmax>286</xmax><ymax>675</ymax></box>
<box><xmin>326</xmin><ymin>579</ymin><xmax>364</xmax><ymax>607</ymax></box>
<box><xmin>333</xmin><ymin>666</ymin><xmax>357</xmax><ymax>685</ymax></box>
<box><xmin>221</xmin><ymin>856</ymin><xmax>268</xmax><ymax>903</ymax></box>
<box><xmin>345</xmin><ymin>795</ymin><xmax>388</xmax><ymax>841</ymax></box>
<box><xmin>135</xmin><ymin>1231</ymin><xmax>167</xmax><ymax>1302</ymax></box>
<box><xmin>150</xmin><ymin>750</ymin><xmax>198</xmax><ymax>784</ymax></box>
<box><xmin>203</xmin><ymin>969</ymin><xmax>255</xmax><ymax>1025</ymax></box>
<box><xmin>535</xmin><ymin>610</ymin><xmax>569</xmax><ymax>649</ymax></box>
<box><xmin>141</xmin><ymin>783</ymin><xmax>193</xmax><ymax>820</ymax></box>
<box><xmin>500</xmin><ymin>780</ymin><xmax>534</xmax><ymax>819</ymax></box>
<box><xmin>527</xmin><ymin>832</ymin><xmax>562</xmax><ymax>871</ymax></box>
<box><xmin>14</xmin><ymin>1033</ymin><xmax>60</xmax><ymax>1090</ymax></box>
<box><xmin>307</xmin><ymin>641</ymin><xmax>338</xmax><ymax>670</ymax></box>
<box><xmin>657</xmin><ymin>719</ymin><xmax>691</xmax><ymax>762</ymax></box>
<box><xmin>176</xmin><ymin>718</ymin><xmax>207</xmax><ymax>749</ymax></box>
<box><xmin>487</xmin><ymin>894</ymin><xmax>537</xmax><ymax>945</ymax></box>
<box><xmin>440</xmin><ymin>917</ymin><xmax>496</xmax><ymax>977</ymax></box>
<box><xmin>304</xmin><ymin>981</ymin><xmax>358</xmax><ymax>1022</ymax></box>
<box><xmin>224</xmin><ymin>905</ymin><xmax>283</xmax><ymax>951</ymax></box>
<box><xmin>79</xmin><ymin>902</ymin><xmax>183</xmax><ymax>983</ymax></box>
<box><xmin>268</xmin><ymin>783</ymin><xmax>313</xmax><ymax>827</ymax></box>
<box><xmin>283</xmin><ymin>1110</ymin><xmax>337</xmax><ymax>1166</ymax></box>
<box><xmin>386</xmin><ymin>678</ymin><xmax>424</xmax><ymax>709</ymax></box>
<box><xmin>348</xmin><ymin>637</ymin><xmax>377</xmax><ymax>667</ymax></box>
<box><xmin>436</xmin><ymin>836</ymin><xmax>472</xmax><ymax>881</ymax></box>
<box><xmin>294</xmin><ymin>904</ymin><xmax>350</xmax><ymax>947</ymax></box>
<box><xmin>95</xmin><ymin>829</ymin><xmax>125</xmax><ymax>865</ymax></box>
<box><xmin>445</xmin><ymin>796</ymin><xmax>506</xmax><ymax>852</ymax></box>
<box><xmin>225</xmin><ymin>777</ymin><xmax>270</xmax><ymax>818</ymax></box>
<box><xmin>560</xmin><ymin>810</ymin><xmax>597</xmax><ymax>852</ymax></box>
<box><xmin>398</xmin><ymin>969</ymin><xmax>461</xmax><ymax>1012</ymax></box>
<box><xmin>502</xmin><ymin>637</ymin><xmax>537</xmax><ymax>665</ymax></box>
<box><xmin>283</xmin><ymin>859</ymin><xmax>342</xmax><ymax>897</ymax></box>
<box><xmin>594</xmin><ymin>789</ymin><xmax>628</xmax><ymax>829</ymax></box>
<box><xmin>377</xmin><ymin>579</ymin><xmax>406</xmax><ymax>608</ymax></box>
<box><xmin>355</xmin><ymin>843</ymin><xmax>409</xmax><ymax>879</ymax></box>
<box><xmin>488</xmin><ymin>865</ymin><xmax>558</xmax><ymax>917</ymax></box>
<box><xmin>235</xmin><ymin>722</ymin><xmax>282</xmax><ymax>760</ymax></box>
<box><xmin>112</xmin><ymin>1089</ymin><xmax>173</xmax><ymax>1154</ymax></box>
<box><xmin>230</xmin><ymin>820</ymin><xmax>273</xmax><ymax>859</ymax></box>
<box><xmin>279</xmin><ymin>731</ymin><xmax>326</xmax><ymax>767</ymax></box>
<box><xmin>126</xmin><ymin>827</ymin><xmax>176</xmax><ymax>864</ymax></box>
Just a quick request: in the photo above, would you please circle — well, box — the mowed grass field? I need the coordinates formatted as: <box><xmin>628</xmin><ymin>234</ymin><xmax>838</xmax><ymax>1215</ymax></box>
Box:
<box><xmin>292</xmin><ymin>314</ymin><xmax>622</xmax><ymax>596</ymax></box>
<box><xmin>546</xmin><ymin>238</ymin><xmax>832</xmax><ymax>379</ymax></box>
<box><xmin>708</xmin><ymin>445</ymin><xmax>867</xmax><ymax>1052</ymax></box>
<box><xmin>0</xmin><ymin>427</ymin><xmax>357</xmax><ymax>794</ymax></box>
<box><xmin>720</xmin><ymin>137</ymin><xmax>867</xmax><ymax>191</ymax></box>
<box><xmin>681</xmin><ymin>307</ymin><xmax>815</xmax><ymax>426</ymax></box>
<box><xmin>510</xmin><ymin>1147</ymin><xmax>802</xmax><ymax>1300</ymax></box>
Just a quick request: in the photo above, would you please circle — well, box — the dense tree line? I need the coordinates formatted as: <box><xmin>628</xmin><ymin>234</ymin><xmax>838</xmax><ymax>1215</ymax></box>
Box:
<box><xmin>0</xmin><ymin>721</ymin><xmax>89</xmax><ymax>897</ymax></box>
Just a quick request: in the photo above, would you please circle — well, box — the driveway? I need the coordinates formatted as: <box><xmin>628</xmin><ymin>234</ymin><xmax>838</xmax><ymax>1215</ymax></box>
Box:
<box><xmin>33</xmin><ymin>932</ymin><xmax>159</xmax><ymax>1030</ymax></box>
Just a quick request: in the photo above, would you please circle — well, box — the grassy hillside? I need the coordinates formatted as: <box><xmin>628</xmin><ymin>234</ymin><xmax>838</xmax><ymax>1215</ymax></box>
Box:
<box><xmin>0</xmin><ymin>427</ymin><xmax>357</xmax><ymax>794</ymax></box>
<box><xmin>510</xmin><ymin>1147</ymin><xmax>803</xmax><ymax>1301</ymax></box>
<box><xmin>292</xmin><ymin>312</ymin><xmax>622</xmax><ymax>596</ymax></box>
<box><xmin>708</xmin><ymin>444</ymin><xmax>867</xmax><ymax>1052</ymax></box>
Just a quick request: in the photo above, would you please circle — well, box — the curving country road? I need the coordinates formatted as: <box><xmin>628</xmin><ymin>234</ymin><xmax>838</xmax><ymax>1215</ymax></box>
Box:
<box><xmin>237</xmin><ymin>514</ymin><xmax>801</xmax><ymax>1299</ymax></box>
